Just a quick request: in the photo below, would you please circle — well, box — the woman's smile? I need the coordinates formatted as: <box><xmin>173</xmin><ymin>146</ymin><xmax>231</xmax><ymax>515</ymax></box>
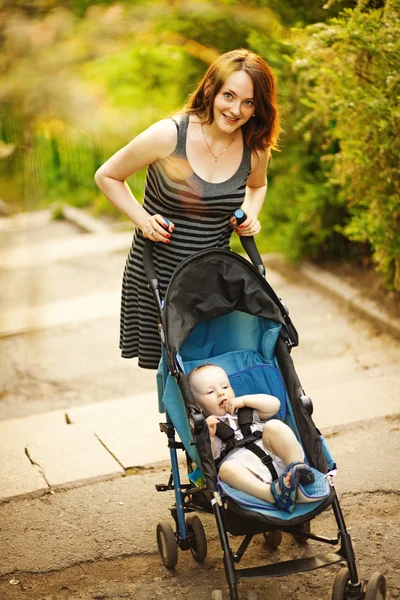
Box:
<box><xmin>222</xmin><ymin>113</ymin><xmax>240</xmax><ymax>125</ymax></box>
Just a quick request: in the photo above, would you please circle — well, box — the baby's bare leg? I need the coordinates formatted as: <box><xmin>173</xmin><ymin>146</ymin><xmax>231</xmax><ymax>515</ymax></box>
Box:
<box><xmin>262</xmin><ymin>420</ymin><xmax>315</xmax><ymax>503</ymax></box>
<box><xmin>219</xmin><ymin>457</ymin><xmax>315</xmax><ymax>505</ymax></box>
<box><xmin>219</xmin><ymin>460</ymin><xmax>274</xmax><ymax>503</ymax></box>
<box><xmin>262</xmin><ymin>419</ymin><xmax>304</xmax><ymax>465</ymax></box>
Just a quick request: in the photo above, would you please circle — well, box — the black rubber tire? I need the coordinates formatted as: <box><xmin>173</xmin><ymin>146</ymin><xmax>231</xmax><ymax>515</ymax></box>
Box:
<box><xmin>156</xmin><ymin>521</ymin><xmax>178</xmax><ymax>569</ymax></box>
<box><xmin>293</xmin><ymin>521</ymin><xmax>311</xmax><ymax>544</ymax></box>
<box><xmin>263</xmin><ymin>529</ymin><xmax>283</xmax><ymax>548</ymax></box>
<box><xmin>332</xmin><ymin>567</ymin><xmax>350</xmax><ymax>600</ymax></box>
<box><xmin>186</xmin><ymin>514</ymin><xmax>207</xmax><ymax>563</ymax></box>
<box><xmin>365</xmin><ymin>572</ymin><xmax>387</xmax><ymax>600</ymax></box>
<box><xmin>211</xmin><ymin>590</ymin><xmax>224</xmax><ymax>600</ymax></box>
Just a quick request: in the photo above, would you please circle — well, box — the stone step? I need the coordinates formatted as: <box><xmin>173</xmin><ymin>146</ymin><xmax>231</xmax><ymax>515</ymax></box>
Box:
<box><xmin>0</xmin><ymin>394</ymin><xmax>170</xmax><ymax>503</ymax></box>
<box><xmin>0</xmin><ymin>230</ymin><xmax>133</xmax><ymax>269</ymax></box>
<box><xmin>0</xmin><ymin>290</ymin><xmax>120</xmax><ymax>337</ymax></box>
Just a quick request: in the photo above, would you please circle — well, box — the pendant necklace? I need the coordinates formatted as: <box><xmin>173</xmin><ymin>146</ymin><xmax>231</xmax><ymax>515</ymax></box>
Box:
<box><xmin>201</xmin><ymin>125</ymin><xmax>237</xmax><ymax>163</ymax></box>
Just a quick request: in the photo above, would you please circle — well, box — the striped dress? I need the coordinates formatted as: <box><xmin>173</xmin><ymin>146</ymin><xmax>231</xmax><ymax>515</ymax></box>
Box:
<box><xmin>120</xmin><ymin>114</ymin><xmax>252</xmax><ymax>369</ymax></box>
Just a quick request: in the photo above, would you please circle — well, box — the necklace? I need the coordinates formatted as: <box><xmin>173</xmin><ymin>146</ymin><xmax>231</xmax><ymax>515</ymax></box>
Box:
<box><xmin>201</xmin><ymin>125</ymin><xmax>237</xmax><ymax>162</ymax></box>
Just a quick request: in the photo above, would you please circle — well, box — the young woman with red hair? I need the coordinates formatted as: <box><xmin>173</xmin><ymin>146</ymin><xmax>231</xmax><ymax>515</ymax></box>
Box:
<box><xmin>95</xmin><ymin>49</ymin><xmax>280</xmax><ymax>369</ymax></box>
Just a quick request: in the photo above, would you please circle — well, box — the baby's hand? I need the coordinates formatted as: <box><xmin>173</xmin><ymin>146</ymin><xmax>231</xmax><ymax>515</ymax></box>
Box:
<box><xmin>225</xmin><ymin>397</ymin><xmax>245</xmax><ymax>415</ymax></box>
<box><xmin>205</xmin><ymin>415</ymin><xmax>219</xmax><ymax>437</ymax></box>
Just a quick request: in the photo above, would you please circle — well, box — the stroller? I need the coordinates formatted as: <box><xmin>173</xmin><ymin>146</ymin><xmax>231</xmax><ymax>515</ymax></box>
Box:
<box><xmin>143</xmin><ymin>223</ymin><xmax>387</xmax><ymax>600</ymax></box>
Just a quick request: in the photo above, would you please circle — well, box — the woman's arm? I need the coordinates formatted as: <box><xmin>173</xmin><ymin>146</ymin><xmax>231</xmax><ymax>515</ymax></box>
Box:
<box><xmin>225</xmin><ymin>393</ymin><xmax>280</xmax><ymax>421</ymax></box>
<box><xmin>232</xmin><ymin>149</ymin><xmax>270</xmax><ymax>236</ymax></box>
<box><xmin>94</xmin><ymin>119</ymin><xmax>177</xmax><ymax>240</ymax></box>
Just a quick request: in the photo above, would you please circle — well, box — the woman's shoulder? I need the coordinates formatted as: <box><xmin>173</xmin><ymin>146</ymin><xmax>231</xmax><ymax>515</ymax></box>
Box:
<box><xmin>154</xmin><ymin>112</ymin><xmax>189</xmax><ymax>129</ymax></box>
<box><xmin>249</xmin><ymin>147</ymin><xmax>271</xmax><ymax>172</ymax></box>
<box><xmin>144</xmin><ymin>118</ymin><xmax>180</xmax><ymax>158</ymax></box>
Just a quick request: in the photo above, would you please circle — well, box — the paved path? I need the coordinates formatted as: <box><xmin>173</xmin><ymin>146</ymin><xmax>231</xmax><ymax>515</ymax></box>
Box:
<box><xmin>0</xmin><ymin>416</ymin><xmax>398</xmax><ymax>577</ymax></box>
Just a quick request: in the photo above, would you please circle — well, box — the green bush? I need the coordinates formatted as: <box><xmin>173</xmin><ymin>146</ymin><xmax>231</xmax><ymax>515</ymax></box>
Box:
<box><xmin>289</xmin><ymin>0</ymin><xmax>400</xmax><ymax>289</ymax></box>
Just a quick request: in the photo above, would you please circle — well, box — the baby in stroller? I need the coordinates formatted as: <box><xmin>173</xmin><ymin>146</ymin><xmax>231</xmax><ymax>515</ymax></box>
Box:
<box><xmin>188</xmin><ymin>364</ymin><xmax>316</xmax><ymax>513</ymax></box>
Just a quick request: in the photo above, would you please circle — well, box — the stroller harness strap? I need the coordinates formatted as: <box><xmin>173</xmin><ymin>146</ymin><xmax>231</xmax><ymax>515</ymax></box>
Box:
<box><xmin>215</xmin><ymin>407</ymin><xmax>278</xmax><ymax>481</ymax></box>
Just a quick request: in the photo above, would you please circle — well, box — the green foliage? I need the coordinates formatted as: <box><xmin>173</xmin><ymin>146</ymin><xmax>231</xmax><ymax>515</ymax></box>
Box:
<box><xmin>248</xmin><ymin>19</ymin><xmax>349</xmax><ymax>264</ymax></box>
<box><xmin>291</xmin><ymin>0</ymin><xmax>400</xmax><ymax>289</ymax></box>
<box><xmin>253</xmin><ymin>0</ymin><xmax>356</xmax><ymax>26</ymax></box>
<box><xmin>152</xmin><ymin>1</ymin><xmax>282</xmax><ymax>54</ymax></box>
<box><xmin>85</xmin><ymin>44</ymin><xmax>197</xmax><ymax>132</ymax></box>
<box><xmin>51</xmin><ymin>203</ymin><xmax>66</xmax><ymax>220</ymax></box>
<box><xmin>261</xmin><ymin>151</ymin><xmax>346</xmax><ymax>261</ymax></box>
<box><xmin>0</xmin><ymin>3</ymin><xmax>198</xmax><ymax>213</ymax></box>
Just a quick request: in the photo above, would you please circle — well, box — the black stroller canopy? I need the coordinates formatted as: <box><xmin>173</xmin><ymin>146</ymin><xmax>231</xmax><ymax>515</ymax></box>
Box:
<box><xmin>162</xmin><ymin>249</ymin><xmax>297</xmax><ymax>359</ymax></box>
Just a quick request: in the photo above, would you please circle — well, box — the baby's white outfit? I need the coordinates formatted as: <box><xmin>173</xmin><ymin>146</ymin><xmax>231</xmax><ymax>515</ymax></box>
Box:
<box><xmin>214</xmin><ymin>411</ymin><xmax>300</xmax><ymax>484</ymax></box>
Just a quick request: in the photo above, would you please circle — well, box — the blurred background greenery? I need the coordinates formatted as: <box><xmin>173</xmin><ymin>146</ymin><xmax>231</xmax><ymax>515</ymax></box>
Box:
<box><xmin>1</xmin><ymin>0</ymin><xmax>399</xmax><ymax>290</ymax></box>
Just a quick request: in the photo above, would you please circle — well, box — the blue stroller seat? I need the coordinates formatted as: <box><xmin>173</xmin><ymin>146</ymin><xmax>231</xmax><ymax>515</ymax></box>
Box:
<box><xmin>161</xmin><ymin>310</ymin><xmax>332</xmax><ymax>525</ymax></box>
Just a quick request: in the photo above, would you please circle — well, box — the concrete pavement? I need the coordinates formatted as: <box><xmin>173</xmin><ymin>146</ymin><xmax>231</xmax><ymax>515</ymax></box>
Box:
<box><xmin>0</xmin><ymin>415</ymin><xmax>399</xmax><ymax>576</ymax></box>
<box><xmin>0</xmin><ymin>394</ymin><xmax>170</xmax><ymax>503</ymax></box>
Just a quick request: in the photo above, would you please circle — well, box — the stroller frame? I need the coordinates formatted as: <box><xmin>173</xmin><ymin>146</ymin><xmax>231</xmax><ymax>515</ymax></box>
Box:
<box><xmin>143</xmin><ymin>237</ymin><xmax>386</xmax><ymax>600</ymax></box>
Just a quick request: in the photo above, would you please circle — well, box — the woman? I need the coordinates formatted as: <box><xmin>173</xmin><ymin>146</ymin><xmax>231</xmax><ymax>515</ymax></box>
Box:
<box><xmin>95</xmin><ymin>48</ymin><xmax>280</xmax><ymax>369</ymax></box>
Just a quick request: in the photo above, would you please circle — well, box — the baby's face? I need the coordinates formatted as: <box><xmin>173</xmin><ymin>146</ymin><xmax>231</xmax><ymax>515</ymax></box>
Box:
<box><xmin>190</xmin><ymin>365</ymin><xmax>235</xmax><ymax>417</ymax></box>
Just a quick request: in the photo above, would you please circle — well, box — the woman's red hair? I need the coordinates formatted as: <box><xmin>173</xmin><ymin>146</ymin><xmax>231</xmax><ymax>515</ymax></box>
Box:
<box><xmin>184</xmin><ymin>49</ymin><xmax>280</xmax><ymax>153</ymax></box>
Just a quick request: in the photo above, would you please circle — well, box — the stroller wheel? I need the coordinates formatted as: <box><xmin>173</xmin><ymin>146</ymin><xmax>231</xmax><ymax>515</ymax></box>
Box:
<box><xmin>186</xmin><ymin>514</ymin><xmax>207</xmax><ymax>563</ymax></box>
<box><xmin>263</xmin><ymin>530</ymin><xmax>282</xmax><ymax>548</ymax></box>
<box><xmin>211</xmin><ymin>591</ymin><xmax>224</xmax><ymax>600</ymax></box>
<box><xmin>293</xmin><ymin>521</ymin><xmax>311</xmax><ymax>544</ymax></box>
<box><xmin>332</xmin><ymin>567</ymin><xmax>350</xmax><ymax>600</ymax></box>
<box><xmin>156</xmin><ymin>521</ymin><xmax>178</xmax><ymax>569</ymax></box>
<box><xmin>364</xmin><ymin>572</ymin><xmax>386</xmax><ymax>600</ymax></box>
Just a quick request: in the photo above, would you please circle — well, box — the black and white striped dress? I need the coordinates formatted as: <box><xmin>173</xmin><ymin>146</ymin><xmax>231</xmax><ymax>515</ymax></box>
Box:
<box><xmin>120</xmin><ymin>114</ymin><xmax>252</xmax><ymax>369</ymax></box>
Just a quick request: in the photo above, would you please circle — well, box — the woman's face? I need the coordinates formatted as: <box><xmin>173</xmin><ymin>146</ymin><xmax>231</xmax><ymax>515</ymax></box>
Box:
<box><xmin>212</xmin><ymin>70</ymin><xmax>255</xmax><ymax>132</ymax></box>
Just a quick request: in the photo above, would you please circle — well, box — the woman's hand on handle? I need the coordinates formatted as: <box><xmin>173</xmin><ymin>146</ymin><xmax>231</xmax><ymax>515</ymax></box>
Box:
<box><xmin>143</xmin><ymin>214</ymin><xmax>175</xmax><ymax>243</ymax></box>
<box><xmin>230</xmin><ymin>213</ymin><xmax>261</xmax><ymax>237</ymax></box>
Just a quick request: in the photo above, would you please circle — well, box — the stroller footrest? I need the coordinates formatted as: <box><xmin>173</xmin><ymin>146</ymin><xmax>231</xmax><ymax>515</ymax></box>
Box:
<box><xmin>168</xmin><ymin>441</ymin><xmax>185</xmax><ymax>449</ymax></box>
<box><xmin>155</xmin><ymin>483</ymin><xmax>192</xmax><ymax>492</ymax></box>
<box><xmin>155</xmin><ymin>484</ymin><xmax>173</xmax><ymax>492</ymax></box>
<box><xmin>236</xmin><ymin>551</ymin><xmax>344</xmax><ymax>580</ymax></box>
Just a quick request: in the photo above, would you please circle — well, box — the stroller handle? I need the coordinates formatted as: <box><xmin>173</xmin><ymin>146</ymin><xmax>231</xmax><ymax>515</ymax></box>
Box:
<box><xmin>143</xmin><ymin>239</ymin><xmax>163</xmax><ymax>316</ymax></box>
<box><xmin>143</xmin><ymin>239</ymin><xmax>157</xmax><ymax>289</ymax></box>
<box><xmin>234</xmin><ymin>209</ymin><xmax>266</xmax><ymax>276</ymax></box>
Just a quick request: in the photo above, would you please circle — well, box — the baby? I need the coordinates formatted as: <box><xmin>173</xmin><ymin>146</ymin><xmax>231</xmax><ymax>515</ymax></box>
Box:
<box><xmin>188</xmin><ymin>364</ymin><xmax>315</xmax><ymax>512</ymax></box>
